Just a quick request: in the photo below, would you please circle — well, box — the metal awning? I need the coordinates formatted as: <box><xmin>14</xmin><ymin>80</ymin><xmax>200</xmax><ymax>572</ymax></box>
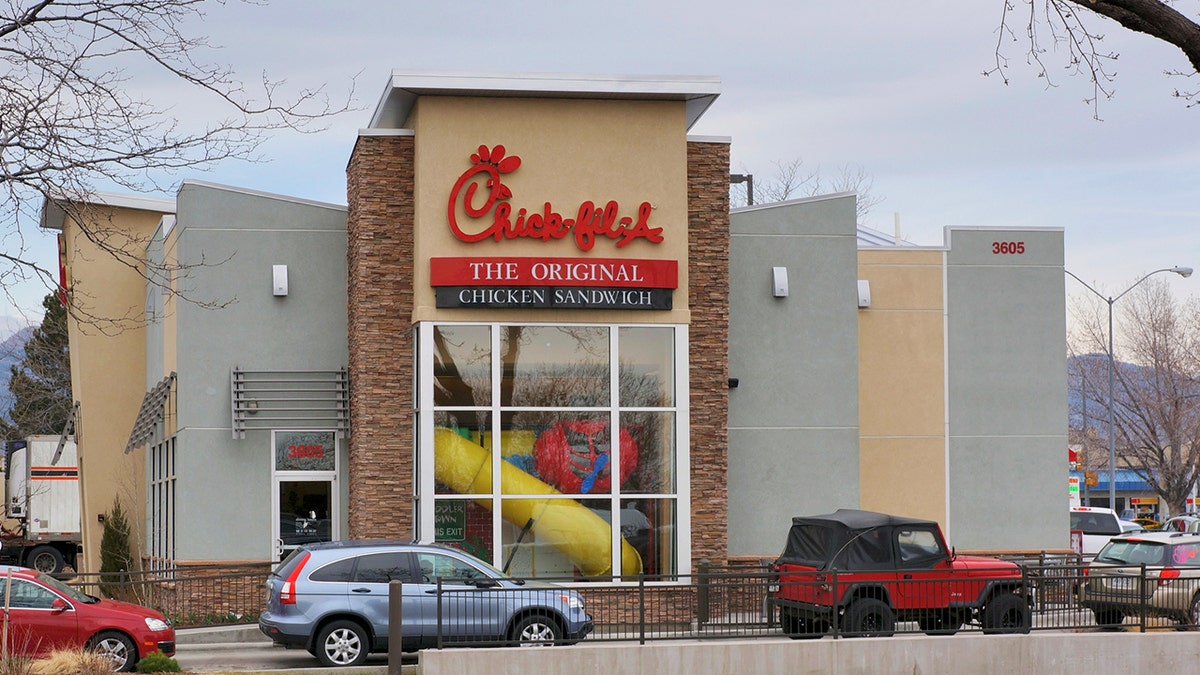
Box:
<box><xmin>125</xmin><ymin>372</ymin><xmax>177</xmax><ymax>454</ymax></box>
<box><xmin>231</xmin><ymin>368</ymin><xmax>350</xmax><ymax>439</ymax></box>
<box><xmin>51</xmin><ymin>402</ymin><xmax>79</xmax><ymax>464</ymax></box>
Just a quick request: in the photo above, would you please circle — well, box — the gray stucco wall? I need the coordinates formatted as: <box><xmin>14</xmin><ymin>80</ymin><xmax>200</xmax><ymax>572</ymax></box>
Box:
<box><xmin>726</xmin><ymin>194</ymin><xmax>861</xmax><ymax>556</ymax></box>
<box><xmin>945</xmin><ymin>227</ymin><xmax>1067</xmax><ymax>550</ymax></box>
<box><xmin>164</xmin><ymin>181</ymin><xmax>349</xmax><ymax>561</ymax></box>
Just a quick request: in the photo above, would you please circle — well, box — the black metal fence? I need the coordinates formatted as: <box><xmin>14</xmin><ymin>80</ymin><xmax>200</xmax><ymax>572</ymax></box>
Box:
<box><xmin>61</xmin><ymin>555</ymin><xmax>1200</xmax><ymax>639</ymax></box>
<box><xmin>67</xmin><ymin>566</ymin><xmax>268</xmax><ymax>628</ymax></box>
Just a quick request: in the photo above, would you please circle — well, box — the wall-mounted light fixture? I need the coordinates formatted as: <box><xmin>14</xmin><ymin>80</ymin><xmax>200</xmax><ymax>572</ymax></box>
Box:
<box><xmin>772</xmin><ymin>267</ymin><xmax>789</xmax><ymax>298</ymax></box>
<box><xmin>272</xmin><ymin>264</ymin><xmax>288</xmax><ymax>296</ymax></box>
<box><xmin>857</xmin><ymin>280</ymin><xmax>871</xmax><ymax>308</ymax></box>
<box><xmin>728</xmin><ymin>378</ymin><xmax>740</xmax><ymax>389</ymax></box>
<box><xmin>245</xmin><ymin>399</ymin><xmax>260</xmax><ymax>415</ymax></box>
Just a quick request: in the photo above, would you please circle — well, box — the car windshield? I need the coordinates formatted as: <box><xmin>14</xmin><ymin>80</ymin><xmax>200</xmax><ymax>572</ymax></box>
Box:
<box><xmin>1094</xmin><ymin>539</ymin><xmax>1166</xmax><ymax>565</ymax></box>
<box><xmin>27</xmin><ymin>571</ymin><xmax>97</xmax><ymax>603</ymax></box>
<box><xmin>1071</xmin><ymin>511</ymin><xmax>1121</xmax><ymax>536</ymax></box>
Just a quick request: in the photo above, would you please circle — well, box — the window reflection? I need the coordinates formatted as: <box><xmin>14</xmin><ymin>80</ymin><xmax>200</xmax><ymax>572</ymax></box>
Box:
<box><xmin>429</xmin><ymin>323</ymin><xmax>679</xmax><ymax>580</ymax></box>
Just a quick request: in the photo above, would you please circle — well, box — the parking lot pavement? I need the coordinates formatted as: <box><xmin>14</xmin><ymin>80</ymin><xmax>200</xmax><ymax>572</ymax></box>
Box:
<box><xmin>174</xmin><ymin>626</ymin><xmax>417</xmax><ymax>673</ymax></box>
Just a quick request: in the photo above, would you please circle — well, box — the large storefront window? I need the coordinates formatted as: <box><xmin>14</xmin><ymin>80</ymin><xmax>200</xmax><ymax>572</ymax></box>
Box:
<box><xmin>420</xmin><ymin>323</ymin><xmax>687</xmax><ymax>581</ymax></box>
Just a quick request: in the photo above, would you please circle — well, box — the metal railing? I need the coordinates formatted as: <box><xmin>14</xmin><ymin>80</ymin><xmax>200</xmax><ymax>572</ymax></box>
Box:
<box><xmin>59</xmin><ymin>557</ymin><xmax>1200</xmax><ymax>638</ymax></box>
<box><xmin>68</xmin><ymin>566</ymin><xmax>268</xmax><ymax>628</ymax></box>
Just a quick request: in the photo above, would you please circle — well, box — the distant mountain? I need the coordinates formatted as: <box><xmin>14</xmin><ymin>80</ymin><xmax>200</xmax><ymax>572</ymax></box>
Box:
<box><xmin>0</xmin><ymin>326</ymin><xmax>33</xmax><ymax>416</ymax></box>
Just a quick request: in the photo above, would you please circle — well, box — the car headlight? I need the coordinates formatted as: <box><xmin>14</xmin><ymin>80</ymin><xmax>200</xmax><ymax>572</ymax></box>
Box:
<box><xmin>558</xmin><ymin>594</ymin><xmax>584</xmax><ymax>610</ymax></box>
<box><xmin>144</xmin><ymin>616</ymin><xmax>172</xmax><ymax>632</ymax></box>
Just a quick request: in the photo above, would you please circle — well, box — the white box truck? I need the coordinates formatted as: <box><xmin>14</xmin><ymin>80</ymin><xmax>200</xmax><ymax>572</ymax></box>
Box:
<box><xmin>2</xmin><ymin>436</ymin><xmax>81</xmax><ymax>574</ymax></box>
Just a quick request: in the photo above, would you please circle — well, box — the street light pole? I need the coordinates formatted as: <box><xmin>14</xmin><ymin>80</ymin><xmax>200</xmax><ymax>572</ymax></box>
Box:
<box><xmin>1066</xmin><ymin>266</ymin><xmax>1193</xmax><ymax>512</ymax></box>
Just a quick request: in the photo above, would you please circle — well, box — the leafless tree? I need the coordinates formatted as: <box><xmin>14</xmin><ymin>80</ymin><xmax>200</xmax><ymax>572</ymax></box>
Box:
<box><xmin>729</xmin><ymin>158</ymin><xmax>883</xmax><ymax>223</ymax></box>
<box><xmin>1</xmin><ymin>0</ymin><xmax>354</xmax><ymax>330</ymax></box>
<box><xmin>991</xmin><ymin>1</ymin><xmax>1200</xmax><ymax>115</ymax></box>
<box><xmin>1068</xmin><ymin>278</ymin><xmax>1200</xmax><ymax>515</ymax></box>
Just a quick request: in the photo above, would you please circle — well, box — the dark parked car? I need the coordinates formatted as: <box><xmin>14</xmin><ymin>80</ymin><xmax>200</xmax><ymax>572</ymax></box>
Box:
<box><xmin>0</xmin><ymin>565</ymin><xmax>175</xmax><ymax>671</ymax></box>
<box><xmin>770</xmin><ymin>509</ymin><xmax>1030</xmax><ymax>638</ymax></box>
<box><xmin>259</xmin><ymin>540</ymin><xmax>593</xmax><ymax>667</ymax></box>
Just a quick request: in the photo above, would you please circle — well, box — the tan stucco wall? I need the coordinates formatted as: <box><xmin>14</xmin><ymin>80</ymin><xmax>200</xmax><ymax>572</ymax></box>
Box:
<box><xmin>407</xmin><ymin>96</ymin><xmax>691</xmax><ymax>325</ymax></box>
<box><xmin>62</xmin><ymin>206</ymin><xmax>161</xmax><ymax>573</ymax></box>
<box><xmin>857</xmin><ymin>248</ymin><xmax>947</xmax><ymax>523</ymax></box>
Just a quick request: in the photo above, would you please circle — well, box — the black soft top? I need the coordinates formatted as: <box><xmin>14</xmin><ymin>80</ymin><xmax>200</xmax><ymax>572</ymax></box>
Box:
<box><xmin>778</xmin><ymin>509</ymin><xmax>939</xmax><ymax>570</ymax></box>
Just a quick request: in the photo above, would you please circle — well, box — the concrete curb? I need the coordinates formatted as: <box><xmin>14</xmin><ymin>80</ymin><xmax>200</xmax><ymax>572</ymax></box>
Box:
<box><xmin>176</xmin><ymin>624</ymin><xmax>269</xmax><ymax>645</ymax></box>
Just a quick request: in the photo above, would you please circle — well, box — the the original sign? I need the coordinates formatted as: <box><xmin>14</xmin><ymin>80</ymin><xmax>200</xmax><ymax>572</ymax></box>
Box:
<box><xmin>431</xmin><ymin>256</ymin><xmax>676</xmax><ymax>310</ymax></box>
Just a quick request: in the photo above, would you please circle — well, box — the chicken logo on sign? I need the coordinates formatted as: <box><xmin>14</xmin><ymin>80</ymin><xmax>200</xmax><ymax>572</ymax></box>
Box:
<box><xmin>447</xmin><ymin>144</ymin><xmax>663</xmax><ymax>251</ymax></box>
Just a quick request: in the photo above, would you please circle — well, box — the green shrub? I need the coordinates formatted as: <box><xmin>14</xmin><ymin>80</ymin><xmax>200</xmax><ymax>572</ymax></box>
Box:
<box><xmin>134</xmin><ymin>651</ymin><xmax>181</xmax><ymax>673</ymax></box>
<box><xmin>99</xmin><ymin>496</ymin><xmax>133</xmax><ymax>599</ymax></box>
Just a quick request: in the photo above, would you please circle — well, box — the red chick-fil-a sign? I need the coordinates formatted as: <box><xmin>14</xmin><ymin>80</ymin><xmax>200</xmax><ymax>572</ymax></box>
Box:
<box><xmin>447</xmin><ymin>145</ymin><xmax>665</xmax><ymax>252</ymax></box>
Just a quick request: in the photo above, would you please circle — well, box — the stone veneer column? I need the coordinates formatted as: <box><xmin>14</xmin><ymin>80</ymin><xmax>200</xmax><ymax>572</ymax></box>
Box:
<box><xmin>687</xmin><ymin>140</ymin><xmax>730</xmax><ymax>566</ymax></box>
<box><xmin>346</xmin><ymin>134</ymin><xmax>416</xmax><ymax>539</ymax></box>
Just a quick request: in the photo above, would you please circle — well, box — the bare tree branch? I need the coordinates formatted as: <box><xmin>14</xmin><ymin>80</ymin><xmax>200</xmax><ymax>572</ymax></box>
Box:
<box><xmin>0</xmin><ymin>0</ymin><xmax>357</xmax><ymax>328</ymax></box>
<box><xmin>991</xmin><ymin>1</ymin><xmax>1200</xmax><ymax>114</ymax></box>
<box><xmin>729</xmin><ymin>157</ymin><xmax>883</xmax><ymax>223</ymax></box>
<box><xmin>1068</xmin><ymin>278</ymin><xmax>1200</xmax><ymax>515</ymax></box>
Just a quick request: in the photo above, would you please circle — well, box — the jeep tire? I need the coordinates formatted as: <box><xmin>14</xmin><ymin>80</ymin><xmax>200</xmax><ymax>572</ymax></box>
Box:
<box><xmin>781</xmin><ymin>608</ymin><xmax>826</xmax><ymax>639</ymax></box>
<box><xmin>982</xmin><ymin>593</ymin><xmax>1031</xmax><ymax>634</ymax></box>
<box><xmin>843</xmin><ymin>598</ymin><xmax>895</xmax><ymax>637</ymax></box>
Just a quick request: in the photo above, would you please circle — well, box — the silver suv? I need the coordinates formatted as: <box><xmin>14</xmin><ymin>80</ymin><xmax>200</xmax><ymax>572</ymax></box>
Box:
<box><xmin>1080</xmin><ymin>531</ymin><xmax>1200</xmax><ymax>628</ymax></box>
<box><xmin>258</xmin><ymin>540</ymin><xmax>593</xmax><ymax>667</ymax></box>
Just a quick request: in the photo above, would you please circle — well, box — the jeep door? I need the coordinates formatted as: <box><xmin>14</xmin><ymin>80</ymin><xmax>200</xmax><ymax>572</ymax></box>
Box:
<box><xmin>891</xmin><ymin>526</ymin><xmax>955</xmax><ymax>610</ymax></box>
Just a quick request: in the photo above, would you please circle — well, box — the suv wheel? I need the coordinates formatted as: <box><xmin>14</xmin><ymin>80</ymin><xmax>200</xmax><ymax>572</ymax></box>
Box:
<box><xmin>511</xmin><ymin>614</ymin><xmax>561</xmax><ymax>646</ymax></box>
<box><xmin>315</xmin><ymin>620</ymin><xmax>370</xmax><ymax>667</ymax></box>
<box><xmin>843</xmin><ymin>598</ymin><xmax>895</xmax><ymax>637</ymax></box>
<box><xmin>981</xmin><ymin>593</ymin><xmax>1031</xmax><ymax>634</ymax></box>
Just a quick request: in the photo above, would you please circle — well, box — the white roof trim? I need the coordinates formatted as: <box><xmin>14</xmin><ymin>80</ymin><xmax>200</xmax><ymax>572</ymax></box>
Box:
<box><xmin>369</xmin><ymin>70</ymin><xmax>721</xmax><ymax>131</ymax></box>
<box><xmin>40</xmin><ymin>191</ymin><xmax>176</xmax><ymax>231</ymax></box>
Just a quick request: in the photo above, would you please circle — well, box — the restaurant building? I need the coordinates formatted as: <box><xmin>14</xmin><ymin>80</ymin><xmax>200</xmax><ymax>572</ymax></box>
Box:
<box><xmin>43</xmin><ymin>71</ymin><xmax>1067</xmax><ymax>577</ymax></box>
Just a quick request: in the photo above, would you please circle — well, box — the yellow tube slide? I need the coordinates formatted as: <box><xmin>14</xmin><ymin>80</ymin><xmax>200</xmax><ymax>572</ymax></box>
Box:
<box><xmin>434</xmin><ymin>427</ymin><xmax>643</xmax><ymax>577</ymax></box>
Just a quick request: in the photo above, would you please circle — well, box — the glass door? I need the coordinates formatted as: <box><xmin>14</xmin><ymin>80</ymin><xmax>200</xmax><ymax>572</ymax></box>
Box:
<box><xmin>273</xmin><ymin>430</ymin><xmax>339</xmax><ymax>561</ymax></box>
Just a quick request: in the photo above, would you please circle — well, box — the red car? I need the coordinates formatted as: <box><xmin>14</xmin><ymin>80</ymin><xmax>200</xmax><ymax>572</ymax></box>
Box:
<box><xmin>0</xmin><ymin>566</ymin><xmax>175</xmax><ymax>671</ymax></box>
<box><xmin>771</xmin><ymin>509</ymin><xmax>1030</xmax><ymax>637</ymax></box>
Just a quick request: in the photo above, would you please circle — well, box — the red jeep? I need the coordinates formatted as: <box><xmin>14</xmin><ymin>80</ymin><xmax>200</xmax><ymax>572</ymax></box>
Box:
<box><xmin>770</xmin><ymin>509</ymin><xmax>1030</xmax><ymax>637</ymax></box>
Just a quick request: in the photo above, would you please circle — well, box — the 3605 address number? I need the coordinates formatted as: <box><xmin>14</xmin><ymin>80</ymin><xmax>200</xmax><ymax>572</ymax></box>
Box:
<box><xmin>992</xmin><ymin>241</ymin><xmax>1025</xmax><ymax>254</ymax></box>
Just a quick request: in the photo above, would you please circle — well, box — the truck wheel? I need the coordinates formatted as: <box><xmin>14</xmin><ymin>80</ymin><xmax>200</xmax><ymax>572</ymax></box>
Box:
<box><xmin>843</xmin><ymin>598</ymin><xmax>895</xmax><ymax>637</ymax></box>
<box><xmin>27</xmin><ymin>545</ymin><xmax>65</xmax><ymax>574</ymax></box>
<box><xmin>982</xmin><ymin>593</ymin><xmax>1031</xmax><ymax>634</ymax></box>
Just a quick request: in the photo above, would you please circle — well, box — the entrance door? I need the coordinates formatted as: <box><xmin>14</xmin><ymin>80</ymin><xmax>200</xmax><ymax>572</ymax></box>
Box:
<box><xmin>276</xmin><ymin>479</ymin><xmax>334</xmax><ymax>560</ymax></box>
<box><xmin>273</xmin><ymin>430</ymin><xmax>339</xmax><ymax>561</ymax></box>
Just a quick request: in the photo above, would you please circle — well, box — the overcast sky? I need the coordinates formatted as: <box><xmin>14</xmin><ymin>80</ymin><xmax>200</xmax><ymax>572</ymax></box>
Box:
<box><xmin>6</xmin><ymin>0</ymin><xmax>1200</xmax><ymax>327</ymax></box>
